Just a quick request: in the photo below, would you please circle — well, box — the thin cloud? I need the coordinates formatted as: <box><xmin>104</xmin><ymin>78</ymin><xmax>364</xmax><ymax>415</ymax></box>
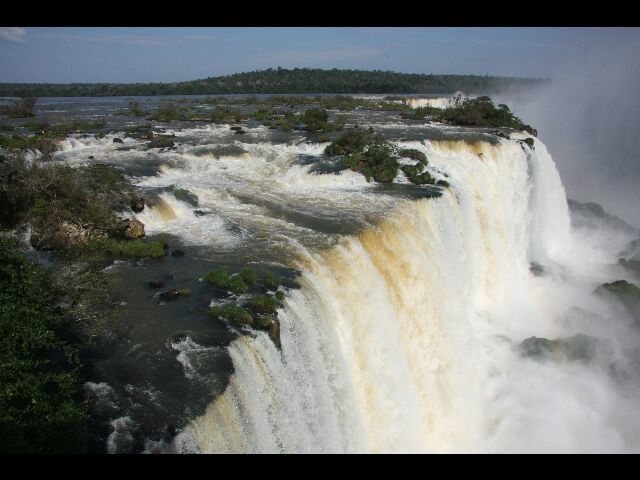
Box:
<box><xmin>33</xmin><ymin>31</ymin><xmax>164</xmax><ymax>47</ymax></box>
<box><xmin>0</xmin><ymin>27</ymin><xmax>26</xmax><ymax>43</ymax></box>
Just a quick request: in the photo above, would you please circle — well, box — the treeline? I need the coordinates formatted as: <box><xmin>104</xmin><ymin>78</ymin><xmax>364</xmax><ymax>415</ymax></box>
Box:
<box><xmin>0</xmin><ymin>68</ymin><xmax>546</xmax><ymax>97</ymax></box>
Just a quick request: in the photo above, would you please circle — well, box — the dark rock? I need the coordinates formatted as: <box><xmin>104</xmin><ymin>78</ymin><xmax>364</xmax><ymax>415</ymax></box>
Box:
<box><xmin>171</xmin><ymin>333</ymin><xmax>188</xmax><ymax>345</ymax></box>
<box><xmin>112</xmin><ymin>138</ymin><xmax>124</xmax><ymax>144</ymax></box>
<box><xmin>230</xmin><ymin>126</ymin><xmax>243</xmax><ymax>131</ymax></box>
<box><xmin>171</xmin><ymin>249</ymin><xmax>185</xmax><ymax>257</ymax></box>
<box><xmin>130</xmin><ymin>195</ymin><xmax>145</xmax><ymax>213</ymax></box>
<box><xmin>234</xmin><ymin>129</ymin><xmax>246</xmax><ymax>135</ymax></box>
<box><xmin>148</xmin><ymin>136</ymin><xmax>176</xmax><ymax>149</ymax></box>
<box><xmin>88</xmin><ymin>155</ymin><xmax>95</xmax><ymax>159</ymax></box>
<box><xmin>159</xmin><ymin>288</ymin><xmax>191</xmax><ymax>302</ymax></box>
<box><xmin>193</xmin><ymin>209</ymin><xmax>210</xmax><ymax>217</ymax></box>
<box><xmin>149</xmin><ymin>277</ymin><xmax>166</xmax><ymax>288</ymax></box>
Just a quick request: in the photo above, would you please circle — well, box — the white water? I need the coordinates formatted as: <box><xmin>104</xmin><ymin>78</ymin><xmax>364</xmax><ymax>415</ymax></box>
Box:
<box><xmin>173</xmin><ymin>135</ymin><xmax>640</xmax><ymax>453</ymax></box>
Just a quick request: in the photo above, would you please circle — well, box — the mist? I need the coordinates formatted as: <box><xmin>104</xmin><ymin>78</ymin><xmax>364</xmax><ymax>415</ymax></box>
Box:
<box><xmin>496</xmin><ymin>28</ymin><xmax>640</xmax><ymax>227</ymax></box>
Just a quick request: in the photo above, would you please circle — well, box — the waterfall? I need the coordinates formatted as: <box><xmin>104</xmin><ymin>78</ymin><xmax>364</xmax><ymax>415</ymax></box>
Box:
<box><xmin>170</xmin><ymin>135</ymin><xmax>640</xmax><ymax>453</ymax></box>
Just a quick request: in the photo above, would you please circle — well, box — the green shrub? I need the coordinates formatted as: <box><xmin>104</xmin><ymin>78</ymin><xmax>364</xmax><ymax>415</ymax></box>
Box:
<box><xmin>524</xmin><ymin>138</ymin><xmax>535</xmax><ymax>149</ymax></box>
<box><xmin>275</xmin><ymin>290</ymin><xmax>285</xmax><ymax>301</ymax></box>
<box><xmin>203</xmin><ymin>269</ymin><xmax>230</xmax><ymax>289</ymax></box>
<box><xmin>262</xmin><ymin>272</ymin><xmax>280</xmax><ymax>290</ymax></box>
<box><xmin>325</xmin><ymin>128</ymin><xmax>380</xmax><ymax>156</ymax></box>
<box><xmin>4</xmin><ymin>97</ymin><xmax>36</xmax><ymax>118</ymax></box>
<box><xmin>299</xmin><ymin>108</ymin><xmax>329</xmax><ymax>132</ymax></box>
<box><xmin>229</xmin><ymin>277</ymin><xmax>247</xmax><ymax>295</ymax></box>
<box><xmin>249</xmin><ymin>294</ymin><xmax>279</xmax><ymax>315</ymax></box>
<box><xmin>149</xmin><ymin>103</ymin><xmax>185</xmax><ymax>122</ymax></box>
<box><xmin>210</xmin><ymin>107</ymin><xmax>243</xmax><ymax>124</ymax></box>
<box><xmin>239</xmin><ymin>267</ymin><xmax>257</xmax><ymax>286</ymax></box>
<box><xmin>208</xmin><ymin>304</ymin><xmax>253</xmax><ymax>326</ymax></box>
<box><xmin>399</xmin><ymin>148</ymin><xmax>427</xmax><ymax>163</ymax></box>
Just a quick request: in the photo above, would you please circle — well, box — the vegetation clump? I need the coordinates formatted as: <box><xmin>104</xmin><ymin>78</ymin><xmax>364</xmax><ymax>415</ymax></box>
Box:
<box><xmin>229</xmin><ymin>277</ymin><xmax>247</xmax><ymax>295</ymax></box>
<box><xmin>298</xmin><ymin>108</ymin><xmax>329</xmax><ymax>132</ymax></box>
<box><xmin>208</xmin><ymin>304</ymin><xmax>253</xmax><ymax>327</ymax></box>
<box><xmin>239</xmin><ymin>267</ymin><xmax>257</xmax><ymax>286</ymax></box>
<box><xmin>203</xmin><ymin>269</ymin><xmax>230</xmax><ymax>289</ymax></box>
<box><xmin>342</xmin><ymin>138</ymin><xmax>400</xmax><ymax>183</ymax></box>
<box><xmin>77</xmin><ymin>238</ymin><xmax>166</xmax><ymax>259</ymax></box>
<box><xmin>325</xmin><ymin>128</ymin><xmax>381</xmax><ymax>156</ymax></box>
<box><xmin>249</xmin><ymin>294</ymin><xmax>280</xmax><ymax>315</ymax></box>
<box><xmin>262</xmin><ymin>271</ymin><xmax>281</xmax><ymax>290</ymax></box>
<box><xmin>401</xmin><ymin>164</ymin><xmax>434</xmax><ymax>185</ymax></box>
<box><xmin>2</xmin><ymin>97</ymin><xmax>37</xmax><ymax>118</ymax></box>
<box><xmin>399</xmin><ymin>148</ymin><xmax>427</xmax><ymax>164</ymax></box>
<box><xmin>402</xmin><ymin>96</ymin><xmax>537</xmax><ymax>135</ymax></box>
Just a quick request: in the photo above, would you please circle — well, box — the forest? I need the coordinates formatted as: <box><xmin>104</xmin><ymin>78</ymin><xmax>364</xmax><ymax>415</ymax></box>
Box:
<box><xmin>0</xmin><ymin>68</ymin><xmax>546</xmax><ymax>97</ymax></box>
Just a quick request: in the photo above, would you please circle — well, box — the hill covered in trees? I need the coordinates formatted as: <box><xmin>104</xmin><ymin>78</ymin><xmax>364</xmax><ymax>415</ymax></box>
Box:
<box><xmin>0</xmin><ymin>68</ymin><xmax>546</xmax><ymax>97</ymax></box>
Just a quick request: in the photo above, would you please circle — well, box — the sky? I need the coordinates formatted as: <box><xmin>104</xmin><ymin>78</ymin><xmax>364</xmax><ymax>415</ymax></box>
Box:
<box><xmin>0</xmin><ymin>27</ymin><xmax>636</xmax><ymax>83</ymax></box>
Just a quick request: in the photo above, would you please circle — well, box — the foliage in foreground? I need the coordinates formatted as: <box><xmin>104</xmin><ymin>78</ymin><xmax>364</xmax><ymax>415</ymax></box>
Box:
<box><xmin>0</xmin><ymin>238</ymin><xmax>87</xmax><ymax>453</ymax></box>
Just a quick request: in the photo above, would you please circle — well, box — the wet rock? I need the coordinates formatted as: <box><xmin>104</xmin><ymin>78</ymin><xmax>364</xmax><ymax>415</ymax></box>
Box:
<box><xmin>193</xmin><ymin>210</ymin><xmax>209</xmax><ymax>217</ymax></box>
<box><xmin>123</xmin><ymin>219</ymin><xmax>145</xmax><ymax>239</ymax></box>
<box><xmin>149</xmin><ymin>277</ymin><xmax>166</xmax><ymax>288</ymax></box>
<box><xmin>148</xmin><ymin>136</ymin><xmax>176</xmax><ymax>149</ymax></box>
<box><xmin>530</xmin><ymin>262</ymin><xmax>545</xmax><ymax>276</ymax></box>
<box><xmin>112</xmin><ymin>137</ymin><xmax>124</xmax><ymax>144</ymax></box>
<box><xmin>230</xmin><ymin>126</ymin><xmax>243</xmax><ymax>131</ymax></box>
<box><xmin>519</xmin><ymin>333</ymin><xmax>598</xmax><ymax>362</ymax></box>
<box><xmin>171</xmin><ymin>249</ymin><xmax>185</xmax><ymax>257</ymax></box>
<box><xmin>234</xmin><ymin>129</ymin><xmax>246</xmax><ymax>135</ymax></box>
<box><xmin>159</xmin><ymin>288</ymin><xmax>190</xmax><ymax>301</ymax></box>
<box><xmin>130</xmin><ymin>195</ymin><xmax>145</xmax><ymax>213</ymax></box>
<box><xmin>88</xmin><ymin>155</ymin><xmax>95</xmax><ymax>159</ymax></box>
<box><xmin>171</xmin><ymin>333</ymin><xmax>188</xmax><ymax>345</ymax></box>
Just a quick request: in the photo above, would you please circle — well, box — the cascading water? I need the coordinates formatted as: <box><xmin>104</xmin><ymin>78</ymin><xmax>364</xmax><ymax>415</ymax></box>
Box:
<box><xmin>51</xmin><ymin>115</ymin><xmax>640</xmax><ymax>453</ymax></box>
<box><xmin>170</xmin><ymin>135</ymin><xmax>640</xmax><ymax>453</ymax></box>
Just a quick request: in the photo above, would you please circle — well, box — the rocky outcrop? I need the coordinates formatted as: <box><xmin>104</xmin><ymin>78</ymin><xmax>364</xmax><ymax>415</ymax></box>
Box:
<box><xmin>122</xmin><ymin>219</ymin><xmax>145</xmax><ymax>239</ymax></box>
<box><xmin>112</xmin><ymin>138</ymin><xmax>124</xmax><ymax>144</ymax></box>
<box><xmin>30</xmin><ymin>221</ymin><xmax>105</xmax><ymax>251</ymax></box>
<box><xmin>519</xmin><ymin>333</ymin><xmax>598</xmax><ymax>362</ymax></box>
<box><xmin>594</xmin><ymin>280</ymin><xmax>640</xmax><ymax>319</ymax></box>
